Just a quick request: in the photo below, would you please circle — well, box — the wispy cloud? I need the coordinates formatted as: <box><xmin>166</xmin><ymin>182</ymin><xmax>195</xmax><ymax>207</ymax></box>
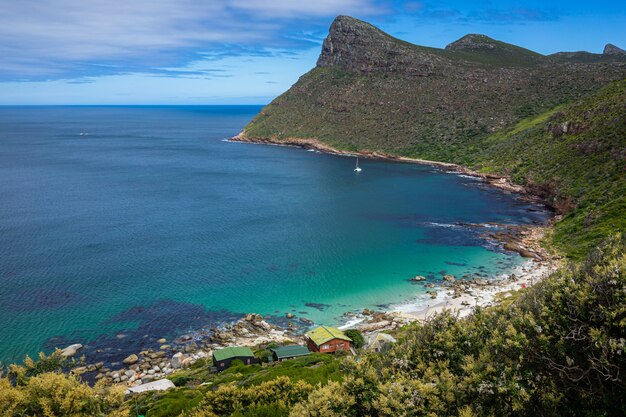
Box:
<box><xmin>0</xmin><ymin>0</ymin><xmax>384</xmax><ymax>80</ymax></box>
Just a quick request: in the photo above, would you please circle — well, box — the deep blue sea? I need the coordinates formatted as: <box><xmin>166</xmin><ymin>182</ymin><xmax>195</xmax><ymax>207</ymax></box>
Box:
<box><xmin>0</xmin><ymin>106</ymin><xmax>549</xmax><ymax>364</ymax></box>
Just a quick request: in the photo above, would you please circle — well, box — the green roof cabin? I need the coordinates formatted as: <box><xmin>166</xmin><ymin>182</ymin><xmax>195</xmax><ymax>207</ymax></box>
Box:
<box><xmin>212</xmin><ymin>346</ymin><xmax>255</xmax><ymax>371</ymax></box>
<box><xmin>305</xmin><ymin>326</ymin><xmax>352</xmax><ymax>353</ymax></box>
<box><xmin>270</xmin><ymin>345</ymin><xmax>311</xmax><ymax>362</ymax></box>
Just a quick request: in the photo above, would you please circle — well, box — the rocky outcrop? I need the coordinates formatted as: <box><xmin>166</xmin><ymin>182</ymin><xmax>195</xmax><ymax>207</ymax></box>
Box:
<box><xmin>604</xmin><ymin>43</ymin><xmax>626</xmax><ymax>55</ymax></box>
<box><xmin>317</xmin><ymin>15</ymin><xmax>441</xmax><ymax>76</ymax></box>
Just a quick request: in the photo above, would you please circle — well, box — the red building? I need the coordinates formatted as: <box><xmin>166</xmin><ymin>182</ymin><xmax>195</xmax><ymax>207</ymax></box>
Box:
<box><xmin>305</xmin><ymin>326</ymin><xmax>352</xmax><ymax>353</ymax></box>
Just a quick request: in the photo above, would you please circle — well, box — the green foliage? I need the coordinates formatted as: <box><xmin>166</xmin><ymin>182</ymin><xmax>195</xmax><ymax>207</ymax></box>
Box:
<box><xmin>144</xmin><ymin>389</ymin><xmax>203</xmax><ymax>417</ymax></box>
<box><xmin>7</xmin><ymin>349</ymin><xmax>83</xmax><ymax>385</ymax></box>
<box><xmin>474</xmin><ymin>80</ymin><xmax>626</xmax><ymax>258</ymax></box>
<box><xmin>0</xmin><ymin>369</ymin><xmax>128</xmax><ymax>417</ymax></box>
<box><xmin>343</xmin><ymin>329</ymin><xmax>365</xmax><ymax>349</ymax></box>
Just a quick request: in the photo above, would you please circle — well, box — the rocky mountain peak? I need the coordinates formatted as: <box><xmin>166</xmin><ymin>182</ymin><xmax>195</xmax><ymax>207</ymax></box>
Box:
<box><xmin>604</xmin><ymin>43</ymin><xmax>625</xmax><ymax>55</ymax></box>
<box><xmin>445</xmin><ymin>34</ymin><xmax>499</xmax><ymax>51</ymax></box>
<box><xmin>316</xmin><ymin>15</ymin><xmax>440</xmax><ymax>75</ymax></box>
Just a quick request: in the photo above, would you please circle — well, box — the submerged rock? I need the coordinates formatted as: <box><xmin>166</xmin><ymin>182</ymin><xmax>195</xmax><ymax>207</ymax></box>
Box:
<box><xmin>123</xmin><ymin>354</ymin><xmax>138</xmax><ymax>365</ymax></box>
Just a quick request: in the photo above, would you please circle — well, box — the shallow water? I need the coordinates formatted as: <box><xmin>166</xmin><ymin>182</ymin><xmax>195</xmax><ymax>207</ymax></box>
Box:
<box><xmin>0</xmin><ymin>106</ymin><xmax>549</xmax><ymax>363</ymax></box>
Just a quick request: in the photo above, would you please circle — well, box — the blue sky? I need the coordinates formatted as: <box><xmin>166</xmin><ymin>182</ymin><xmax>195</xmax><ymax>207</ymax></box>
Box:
<box><xmin>1</xmin><ymin>0</ymin><xmax>624</xmax><ymax>104</ymax></box>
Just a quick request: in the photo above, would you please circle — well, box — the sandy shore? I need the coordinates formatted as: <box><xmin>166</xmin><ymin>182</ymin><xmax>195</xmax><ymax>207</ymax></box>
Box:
<box><xmin>392</xmin><ymin>259</ymin><xmax>558</xmax><ymax>322</ymax></box>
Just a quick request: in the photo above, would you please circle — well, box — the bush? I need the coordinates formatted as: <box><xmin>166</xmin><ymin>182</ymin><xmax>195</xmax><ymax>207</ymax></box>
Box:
<box><xmin>343</xmin><ymin>329</ymin><xmax>365</xmax><ymax>349</ymax></box>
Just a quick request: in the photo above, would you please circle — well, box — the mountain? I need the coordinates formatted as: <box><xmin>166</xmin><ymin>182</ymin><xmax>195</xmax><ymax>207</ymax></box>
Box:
<box><xmin>241</xmin><ymin>16</ymin><xmax>624</xmax><ymax>165</ymax></box>
<box><xmin>239</xmin><ymin>16</ymin><xmax>626</xmax><ymax>257</ymax></box>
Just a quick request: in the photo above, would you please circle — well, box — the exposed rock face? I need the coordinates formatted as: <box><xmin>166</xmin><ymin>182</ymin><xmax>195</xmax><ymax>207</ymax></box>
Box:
<box><xmin>317</xmin><ymin>15</ymin><xmax>440</xmax><ymax>76</ymax></box>
<box><xmin>604</xmin><ymin>43</ymin><xmax>626</xmax><ymax>55</ymax></box>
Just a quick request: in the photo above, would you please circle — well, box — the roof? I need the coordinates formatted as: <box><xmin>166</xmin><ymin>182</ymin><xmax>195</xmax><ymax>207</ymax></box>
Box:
<box><xmin>270</xmin><ymin>345</ymin><xmax>310</xmax><ymax>359</ymax></box>
<box><xmin>212</xmin><ymin>346</ymin><xmax>254</xmax><ymax>362</ymax></box>
<box><xmin>365</xmin><ymin>333</ymin><xmax>397</xmax><ymax>349</ymax></box>
<box><xmin>305</xmin><ymin>326</ymin><xmax>352</xmax><ymax>346</ymax></box>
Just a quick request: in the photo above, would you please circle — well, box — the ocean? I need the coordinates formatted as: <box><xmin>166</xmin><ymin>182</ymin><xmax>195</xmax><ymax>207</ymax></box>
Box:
<box><xmin>0</xmin><ymin>105</ymin><xmax>549</xmax><ymax>364</ymax></box>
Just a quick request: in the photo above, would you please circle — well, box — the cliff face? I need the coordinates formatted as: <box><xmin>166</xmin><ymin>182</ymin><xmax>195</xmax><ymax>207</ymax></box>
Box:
<box><xmin>242</xmin><ymin>16</ymin><xmax>625</xmax><ymax>162</ymax></box>
<box><xmin>316</xmin><ymin>16</ymin><xmax>442</xmax><ymax>76</ymax></box>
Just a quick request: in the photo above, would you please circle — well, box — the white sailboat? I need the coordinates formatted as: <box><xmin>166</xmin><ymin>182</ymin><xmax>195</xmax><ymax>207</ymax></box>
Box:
<box><xmin>354</xmin><ymin>157</ymin><xmax>362</xmax><ymax>172</ymax></box>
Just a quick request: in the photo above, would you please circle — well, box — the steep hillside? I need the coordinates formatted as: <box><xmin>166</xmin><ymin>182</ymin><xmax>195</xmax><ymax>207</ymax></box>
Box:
<box><xmin>241</xmin><ymin>16</ymin><xmax>625</xmax><ymax>165</ymax></box>
<box><xmin>474</xmin><ymin>80</ymin><xmax>626</xmax><ymax>258</ymax></box>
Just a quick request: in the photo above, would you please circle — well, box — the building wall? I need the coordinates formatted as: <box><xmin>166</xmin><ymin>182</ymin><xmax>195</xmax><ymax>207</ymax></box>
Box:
<box><xmin>307</xmin><ymin>337</ymin><xmax>351</xmax><ymax>353</ymax></box>
<box><xmin>215</xmin><ymin>355</ymin><xmax>255</xmax><ymax>371</ymax></box>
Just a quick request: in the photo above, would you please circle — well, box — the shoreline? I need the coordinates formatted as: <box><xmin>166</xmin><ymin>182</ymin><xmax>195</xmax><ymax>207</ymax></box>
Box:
<box><xmin>230</xmin><ymin>133</ymin><xmax>537</xmax><ymax>199</ymax></box>
<box><xmin>52</xmin><ymin>135</ymin><xmax>561</xmax><ymax>388</ymax></box>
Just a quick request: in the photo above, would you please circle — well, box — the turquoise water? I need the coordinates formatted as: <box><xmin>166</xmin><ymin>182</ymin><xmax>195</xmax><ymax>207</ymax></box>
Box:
<box><xmin>0</xmin><ymin>106</ymin><xmax>549</xmax><ymax>364</ymax></box>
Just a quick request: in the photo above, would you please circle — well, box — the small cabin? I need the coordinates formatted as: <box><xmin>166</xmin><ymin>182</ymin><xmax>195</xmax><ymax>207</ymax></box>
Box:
<box><xmin>270</xmin><ymin>345</ymin><xmax>311</xmax><ymax>362</ymax></box>
<box><xmin>305</xmin><ymin>326</ymin><xmax>352</xmax><ymax>353</ymax></box>
<box><xmin>364</xmin><ymin>332</ymin><xmax>397</xmax><ymax>352</ymax></box>
<box><xmin>213</xmin><ymin>346</ymin><xmax>255</xmax><ymax>371</ymax></box>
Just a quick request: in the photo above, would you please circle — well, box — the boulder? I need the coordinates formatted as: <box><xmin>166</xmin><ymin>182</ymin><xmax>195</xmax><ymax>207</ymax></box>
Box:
<box><xmin>61</xmin><ymin>343</ymin><xmax>83</xmax><ymax>357</ymax></box>
<box><xmin>123</xmin><ymin>354</ymin><xmax>139</xmax><ymax>365</ymax></box>
<box><xmin>443</xmin><ymin>274</ymin><xmax>456</xmax><ymax>282</ymax></box>
<box><xmin>126</xmin><ymin>378</ymin><xmax>175</xmax><ymax>394</ymax></box>
<box><xmin>171</xmin><ymin>352</ymin><xmax>185</xmax><ymax>369</ymax></box>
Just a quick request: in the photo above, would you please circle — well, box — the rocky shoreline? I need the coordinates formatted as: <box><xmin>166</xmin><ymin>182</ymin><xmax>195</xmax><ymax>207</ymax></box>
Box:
<box><xmin>55</xmin><ymin>138</ymin><xmax>561</xmax><ymax>390</ymax></box>
<box><xmin>62</xmin><ymin>248</ymin><xmax>557</xmax><ymax>390</ymax></box>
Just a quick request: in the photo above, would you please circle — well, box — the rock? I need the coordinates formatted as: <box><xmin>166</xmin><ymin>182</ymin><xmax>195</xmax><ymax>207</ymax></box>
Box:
<box><xmin>126</xmin><ymin>379</ymin><xmax>175</xmax><ymax>394</ymax></box>
<box><xmin>171</xmin><ymin>352</ymin><xmax>185</xmax><ymax>369</ymax></box>
<box><xmin>358</xmin><ymin>320</ymin><xmax>391</xmax><ymax>332</ymax></box>
<box><xmin>123</xmin><ymin>354</ymin><xmax>139</xmax><ymax>365</ymax></box>
<box><xmin>425</xmin><ymin>283</ymin><xmax>435</xmax><ymax>288</ymax></box>
<box><xmin>141</xmin><ymin>375</ymin><xmax>155</xmax><ymax>384</ymax></box>
<box><xmin>61</xmin><ymin>343</ymin><xmax>83</xmax><ymax>357</ymax></box>
<box><xmin>160</xmin><ymin>344</ymin><xmax>171</xmax><ymax>350</ymax></box>
<box><xmin>427</xmin><ymin>291</ymin><xmax>438</xmax><ymax>299</ymax></box>
<box><xmin>286</xmin><ymin>313</ymin><xmax>295</xmax><ymax>319</ymax></box>
<box><xmin>157</xmin><ymin>338</ymin><xmax>167</xmax><ymax>344</ymax></box>
<box><xmin>257</xmin><ymin>320</ymin><xmax>271</xmax><ymax>331</ymax></box>
<box><xmin>604</xmin><ymin>43</ymin><xmax>626</xmax><ymax>55</ymax></box>
<box><xmin>125</xmin><ymin>370</ymin><xmax>136</xmax><ymax>377</ymax></box>
<box><xmin>121</xmin><ymin>375</ymin><xmax>128</xmax><ymax>382</ymax></box>
<box><xmin>443</xmin><ymin>274</ymin><xmax>456</xmax><ymax>282</ymax></box>
<box><xmin>411</xmin><ymin>275</ymin><xmax>426</xmax><ymax>282</ymax></box>
<box><xmin>147</xmin><ymin>369</ymin><xmax>155</xmax><ymax>375</ymax></box>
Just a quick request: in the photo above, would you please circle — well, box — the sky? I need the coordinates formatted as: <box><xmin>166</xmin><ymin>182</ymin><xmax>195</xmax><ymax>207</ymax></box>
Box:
<box><xmin>0</xmin><ymin>0</ymin><xmax>624</xmax><ymax>105</ymax></box>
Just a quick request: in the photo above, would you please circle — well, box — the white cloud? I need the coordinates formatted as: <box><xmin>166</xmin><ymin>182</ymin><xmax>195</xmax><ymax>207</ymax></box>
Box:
<box><xmin>0</xmin><ymin>0</ymin><xmax>383</xmax><ymax>78</ymax></box>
